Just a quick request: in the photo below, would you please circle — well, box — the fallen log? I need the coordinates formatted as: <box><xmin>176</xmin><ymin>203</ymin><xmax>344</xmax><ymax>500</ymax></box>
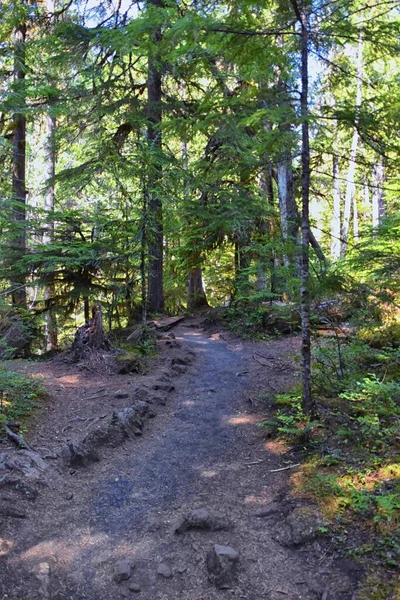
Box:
<box><xmin>126</xmin><ymin>316</ymin><xmax>185</xmax><ymax>343</ymax></box>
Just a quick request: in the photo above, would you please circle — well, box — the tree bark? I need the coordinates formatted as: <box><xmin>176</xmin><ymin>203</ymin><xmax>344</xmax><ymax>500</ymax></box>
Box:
<box><xmin>341</xmin><ymin>32</ymin><xmax>363</xmax><ymax>257</ymax></box>
<box><xmin>372</xmin><ymin>160</ymin><xmax>385</xmax><ymax>231</ymax></box>
<box><xmin>187</xmin><ymin>266</ymin><xmax>208</xmax><ymax>311</ymax></box>
<box><xmin>277</xmin><ymin>154</ymin><xmax>299</xmax><ymax>269</ymax></box>
<box><xmin>331</xmin><ymin>154</ymin><xmax>341</xmax><ymax>260</ymax></box>
<box><xmin>291</xmin><ymin>0</ymin><xmax>314</xmax><ymax>415</ymax></box>
<box><xmin>147</xmin><ymin>0</ymin><xmax>164</xmax><ymax>314</ymax></box>
<box><xmin>11</xmin><ymin>22</ymin><xmax>27</xmax><ymax>309</ymax></box>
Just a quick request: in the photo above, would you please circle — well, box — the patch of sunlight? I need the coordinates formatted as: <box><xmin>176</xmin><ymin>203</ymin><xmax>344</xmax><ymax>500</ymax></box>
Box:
<box><xmin>243</xmin><ymin>494</ymin><xmax>270</xmax><ymax>505</ymax></box>
<box><xmin>21</xmin><ymin>532</ymin><xmax>109</xmax><ymax>564</ymax></box>
<box><xmin>200</xmin><ymin>469</ymin><xmax>218</xmax><ymax>478</ymax></box>
<box><xmin>57</xmin><ymin>375</ymin><xmax>80</xmax><ymax>385</ymax></box>
<box><xmin>227</xmin><ymin>415</ymin><xmax>259</xmax><ymax>425</ymax></box>
<box><xmin>264</xmin><ymin>439</ymin><xmax>289</xmax><ymax>455</ymax></box>
<box><xmin>0</xmin><ymin>538</ymin><xmax>13</xmax><ymax>557</ymax></box>
<box><xmin>183</xmin><ymin>400</ymin><xmax>195</xmax><ymax>406</ymax></box>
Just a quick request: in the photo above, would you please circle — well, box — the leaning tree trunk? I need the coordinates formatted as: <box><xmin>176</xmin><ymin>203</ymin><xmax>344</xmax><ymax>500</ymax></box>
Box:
<box><xmin>11</xmin><ymin>22</ymin><xmax>27</xmax><ymax>309</ymax></box>
<box><xmin>147</xmin><ymin>0</ymin><xmax>164</xmax><ymax>314</ymax></box>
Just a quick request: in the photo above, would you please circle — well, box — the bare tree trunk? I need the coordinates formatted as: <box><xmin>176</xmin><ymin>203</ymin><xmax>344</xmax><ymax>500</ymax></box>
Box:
<box><xmin>331</xmin><ymin>154</ymin><xmax>341</xmax><ymax>260</ymax></box>
<box><xmin>11</xmin><ymin>22</ymin><xmax>27</xmax><ymax>309</ymax></box>
<box><xmin>353</xmin><ymin>192</ymin><xmax>359</xmax><ymax>242</ymax></box>
<box><xmin>43</xmin><ymin>111</ymin><xmax>58</xmax><ymax>350</ymax></box>
<box><xmin>147</xmin><ymin>0</ymin><xmax>164</xmax><ymax>314</ymax></box>
<box><xmin>291</xmin><ymin>0</ymin><xmax>313</xmax><ymax>415</ymax></box>
<box><xmin>341</xmin><ymin>32</ymin><xmax>363</xmax><ymax>257</ymax></box>
<box><xmin>277</xmin><ymin>157</ymin><xmax>299</xmax><ymax>269</ymax></box>
<box><xmin>187</xmin><ymin>266</ymin><xmax>208</xmax><ymax>311</ymax></box>
<box><xmin>43</xmin><ymin>0</ymin><xmax>57</xmax><ymax>349</ymax></box>
<box><xmin>372</xmin><ymin>160</ymin><xmax>385</xmax><ymax>231</ymax></box>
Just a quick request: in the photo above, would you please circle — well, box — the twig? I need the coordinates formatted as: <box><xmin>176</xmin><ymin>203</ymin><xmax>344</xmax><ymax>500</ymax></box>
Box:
<box><xmin>321</xmin><ymin>586</ymin><xmax>329</xmax><ymax>600</ymax></box>
<box><xmin>269</xmin><ymin>463</ymin><xmax>300</xmax><ymax>473</ymax></box>
<box><xmin>245</xmin><ymin>460</ymin><xmax>265</xmax><ymax>466</ymax></box>
<box><xmin>4</xmin><ymin>425</ymin><xmax>33</xmax><ymax>452</ymax></box>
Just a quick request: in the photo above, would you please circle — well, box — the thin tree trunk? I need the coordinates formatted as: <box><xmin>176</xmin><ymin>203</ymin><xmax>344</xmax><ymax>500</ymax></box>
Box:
<box><xmin>331</xmin><ymin>154</ymin><xmax>341</xmax><ymax>260</ymax></box>
<box><xmin>43</xmin><ymin>111</ymin><xmax>58</xmax><ymax>350</ymax></box>
<box><xmin>11</xmin><ymin>22</ymin><xmax>27</xmax><ymax>309</ymax></box>
<box><xmin>353</xmin><ymin>192</ymin><xmax>359</xmax><ymax>242</ymax></box>
<box><xmin>277</xmin><ymin>156</ymin><xmax>299</xmax><ymax>268</ymax></box>
<box><xmin>147</xmin><ymin>0</ymin><xmax>164</xmax><ymax>314</ymax></box>
<box><xmin>291</xmin><ymin>0</ymin><xmax>313</xmax><ymax>415</ymax></box>
<box><xmin>341</xmin><ymin>32</ymin><xmax>363</xmax><ymax>257</ymax></box>
<box><xmin>372</xmin><ymin>160</ymin><xmax>385</xmax><ymax>231</ymax></box>
<box><xmin>141</xmin><ymin>183</ymin><xmax>148</xmax><ymax>324</ymax></box>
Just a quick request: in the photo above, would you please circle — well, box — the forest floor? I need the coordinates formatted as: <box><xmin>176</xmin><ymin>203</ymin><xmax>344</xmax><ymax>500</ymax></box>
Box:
<box><xmin>0</xmin><ymin>317</ymin><xmax>362</xmax><ymax>600</ymax></box>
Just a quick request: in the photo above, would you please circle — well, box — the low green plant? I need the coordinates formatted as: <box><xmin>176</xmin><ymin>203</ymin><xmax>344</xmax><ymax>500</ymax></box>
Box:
<box><xmin>0</xmin><ymin>367</ymin><xmax>44</xmax><ymax>426</ymax></box>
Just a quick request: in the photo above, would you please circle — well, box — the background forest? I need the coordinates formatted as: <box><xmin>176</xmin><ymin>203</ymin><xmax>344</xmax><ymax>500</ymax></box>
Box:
<box><xmin>0</xmin><ymin>0</ymin><xmax>398</xmax><ymax>353</ymax></box>
<box><xmin>1</xmin><ymin>1</ymin><xmax>400</xmax><ymax>596</ymax></box>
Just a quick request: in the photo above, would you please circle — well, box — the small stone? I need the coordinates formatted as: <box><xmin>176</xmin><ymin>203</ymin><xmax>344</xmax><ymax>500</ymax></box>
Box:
<box><xmin>157</xmin><ymin>562</ymin><xmax>172</xmax><ymax>579</ymax></box>
<box><xmin>177</xmin><ymin>566</ymin><xmax>187</xmax><ymax>574</ymax></box>
<box><xmin>152</xmin><ymin>396</ymin><xmax>167</xmax><ymax>406</ymax></box>
<box><xmin>195</xmin><ymin>553</ymin><xmax>202</xmax><ymax>563</ymax></box>
<box><xmin>113</xmin><ymin>559</ymin><xmax>133</xmax><ymax>583</ymax></box>
<box><xmin>171</xmin><ymin>365</ymin><xmax>187</xmax><ymax>376</ymax></box>
<box><xmin>152</xmin><ymin>383</ymin><xmax>175</xmax><ymax>393</ymax></box>
<box><xmin>66</xmin><ymin>492</ymin><xmax>74</xmax><ymax>501</ymax></box>
<box><xmin>148</xmin><ymin>409</ymin><xmax>157</xmax><ymax>418</ymax></box>
<box><xmin>129</xmin><ymin>582</ymin><xmax>141</xmax><ymax>593</ymax></box>
<box><xmin>207</xmin><ymin>544</ymin><xmax>239</xmax><ymax>589</ymax></box>
<box><xmin>172</xmin><ymin>357</ymin><xmax>190</xmax><ymax>366</ymax></box>
<box><xmin>115</xmin><ymin>390</ymin><xmax>129</xmax><ymax>399</ymax></box>
<box><xmin>276</xmin><ymin>506</ymin><xmax>324</xmax><ymax>547</ymax></box>
<box><xmin>175</xmin><ymin>508</ymin><xmax>230</xmax><ymax>534</ymax></box>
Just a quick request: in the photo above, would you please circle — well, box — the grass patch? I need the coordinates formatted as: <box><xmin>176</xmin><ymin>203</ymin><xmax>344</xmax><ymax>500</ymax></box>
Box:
<box><xmin>0</xmin><ymin>365</ymin><xmax>45</xmax><ymax>430</ymax></box>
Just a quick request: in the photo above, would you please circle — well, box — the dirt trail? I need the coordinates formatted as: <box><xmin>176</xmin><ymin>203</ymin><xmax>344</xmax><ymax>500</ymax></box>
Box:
<box><xmin>0</xmin><ymin>323</ymin><xmax>356</xmax><ymax>600</ymax></box>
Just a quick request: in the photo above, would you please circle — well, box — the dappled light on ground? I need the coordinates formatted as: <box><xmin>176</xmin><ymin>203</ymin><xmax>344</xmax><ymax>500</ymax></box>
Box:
<box><xmin>226</xmin><ymin>414</ymin><xmax>260</xmax><ymax>426</ymax></box>
<box><xmin>264</xmin><ymin>439</ymin><xmax>290</xmax><ymax>455</ymax></box>
<box><xmin>200</xmin><ymin>469</ymin><xmax>218</xmax><ymax>478</ymax></box>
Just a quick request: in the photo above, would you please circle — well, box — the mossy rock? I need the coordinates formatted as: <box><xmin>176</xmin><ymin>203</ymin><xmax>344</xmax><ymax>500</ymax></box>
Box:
<box><xmin>115</xmin><ymin>352</ymin><xmax>144</xmax><ymax>374</ymax></box>
<box><xmin>358</xmin><ymin>323</ymin><xmax>400</xmax><ymax>348</ymax></box>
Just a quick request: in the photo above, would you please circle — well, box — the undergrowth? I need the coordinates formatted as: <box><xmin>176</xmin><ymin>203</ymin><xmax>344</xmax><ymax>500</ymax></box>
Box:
<box><xmin>205</xmin><ymin>302</ymin><xmax>301</xmax><ymax>339</ymax></box>
<box><xmin>0</xmin><ymin>365</ymin><xmax>45</xmax><ymax>430</ymax></box>
<box><xmin>259</xmin><ymin>337</ymin><xmax>400</xmax><ymax>600</ymax></box>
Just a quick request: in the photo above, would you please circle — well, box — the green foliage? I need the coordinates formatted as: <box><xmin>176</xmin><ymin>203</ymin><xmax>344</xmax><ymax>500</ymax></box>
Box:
<box><xmin>0</xmin><ymin>366</ymin><xmax>44</xmax><ymax>425</ymax></box>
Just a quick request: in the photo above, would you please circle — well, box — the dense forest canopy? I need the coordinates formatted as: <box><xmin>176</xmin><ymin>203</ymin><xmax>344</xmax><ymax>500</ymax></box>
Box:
<box><xmin>0</xmin><ymin>0</ymin><xmax>399</xmax><ymax>407</ymax></box>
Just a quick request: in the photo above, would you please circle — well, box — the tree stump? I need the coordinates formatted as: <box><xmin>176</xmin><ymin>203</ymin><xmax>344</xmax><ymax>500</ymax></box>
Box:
<box><xmin>71</xmin><ymin>305</ymin><xmax>111</xmax><ymax>360</ymax></box>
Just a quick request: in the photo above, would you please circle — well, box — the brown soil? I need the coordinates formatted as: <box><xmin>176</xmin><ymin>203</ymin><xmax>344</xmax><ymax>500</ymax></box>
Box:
<box><xmin>0</xmin><ymin>318</ymin><xmax>360</xmax><ymax>600</ymax></box>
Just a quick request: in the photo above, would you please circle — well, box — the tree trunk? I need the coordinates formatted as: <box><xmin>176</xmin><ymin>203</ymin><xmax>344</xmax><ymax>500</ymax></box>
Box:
<box><xmin>292</xmin><ymin>0</ymin><xmax>314</xmax><ymax>416</ymax></box>
<box><xmin>147</xmin><ymin>0</ymin><xmax>164</xmax><ymax>314</ymax></box>
<box><xmin>331</xmin><ymin>154</ymin><xmax>341</xmax><ymax>260</ymax></box>
<box><xmin>341</xmin><ymin>32</ymin><xmax>363</xmax><ymax>257</ymax></box>
<box><xmin>372</xmin><ymin>160</ymin><xmax>385</xmax><ymax>230</ymax></box>
<box><xmin>187</xmin><ymin>267</ymin><xmax>208</xmax><ymax>311</ymax></box>
<box><xmin>43</xmin><ymin>112</ymin><xmax>58</xmax><ymax>350</ymax></box>
<box><xmin>11</xmin><ymin>22</ymin><xmax>27</xmax><ymax>309</ymax></box>
<box><xmin>276</xmin><ymin>156</ymin><xmax>299</xmax><ymax>269</ymax></box>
